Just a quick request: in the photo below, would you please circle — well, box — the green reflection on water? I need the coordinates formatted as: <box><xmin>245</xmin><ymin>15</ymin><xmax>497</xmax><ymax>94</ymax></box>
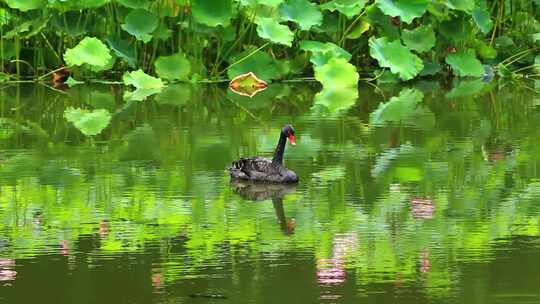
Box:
<box><xmin>0</xmin><ymin>81</ymin><xmax>539</xmax><ymax>303</ymax></box>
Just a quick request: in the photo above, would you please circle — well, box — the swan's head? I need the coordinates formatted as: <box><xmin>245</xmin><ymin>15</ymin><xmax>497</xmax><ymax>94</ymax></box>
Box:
<box><xmin>282</xmin><ymin>124</ymin><xmax>296</xmax><ymax>145</ymax></box>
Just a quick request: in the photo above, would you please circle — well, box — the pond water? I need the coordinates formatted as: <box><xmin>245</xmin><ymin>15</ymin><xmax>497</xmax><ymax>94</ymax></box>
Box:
<box><xmin>0</xmin><ymin>80</ymin><xmax>540</xmax><ymax>304</ymax></box>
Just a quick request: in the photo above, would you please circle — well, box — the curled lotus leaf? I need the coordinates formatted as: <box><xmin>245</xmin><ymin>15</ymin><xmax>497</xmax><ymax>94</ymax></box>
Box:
<box><xmin>229</xmin><ymin>72</ymin><xmax>268</xmax><ymax>98</ymax></box>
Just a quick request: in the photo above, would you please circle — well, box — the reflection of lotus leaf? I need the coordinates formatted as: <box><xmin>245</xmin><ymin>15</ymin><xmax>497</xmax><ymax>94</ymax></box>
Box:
<box><xmin>226</xmin><ymin>84</ymin><xmax>289</xmax><ymax>110</ymax></box>
<box><xmin>64</xmin><ymin>107</ymin><xmax>112</xmax><ymax>136</ymax></box>
<box><xmin>312</xmin><ymin>87</ymin><xmax>358</xmax><ymax>114</ymax></box>
<box><xmin>123</xmin><ymin>69</ymin><xmax>164</xmax><ymax>101</ymax></box>
<box><xmin>370</xmin><ymin>88</ymin><xmax>435</xmax><ymax>128</ymax></box>
<box><xmin>312</xmin><ymin>166</ymin><xmax>346</xmax><ymax>184</ymax></box>
<box><xmin>155</xmin><ymin>84</ymin><xmax>191</xmax><ymax>106</ymax></box>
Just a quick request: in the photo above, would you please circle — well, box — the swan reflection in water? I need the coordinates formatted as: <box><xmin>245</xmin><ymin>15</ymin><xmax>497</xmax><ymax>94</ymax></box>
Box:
<box><xmin>230</xmin><ymin>180</ymin><xmax>297</xmax><ymax>234</ymax></box>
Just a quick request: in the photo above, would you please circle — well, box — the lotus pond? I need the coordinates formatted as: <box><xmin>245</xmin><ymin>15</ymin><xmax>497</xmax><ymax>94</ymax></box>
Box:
<box><xmin>1</xmin><ymin>80</ymin><xmax>540</xmax><ymax>303</ymax></box>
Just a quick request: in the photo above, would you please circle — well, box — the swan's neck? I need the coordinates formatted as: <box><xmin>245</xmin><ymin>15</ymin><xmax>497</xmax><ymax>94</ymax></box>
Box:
<box><xmin>272</xmin><ymin>133</ymin><xmax>287</xmax><ymax>165</ymax></box>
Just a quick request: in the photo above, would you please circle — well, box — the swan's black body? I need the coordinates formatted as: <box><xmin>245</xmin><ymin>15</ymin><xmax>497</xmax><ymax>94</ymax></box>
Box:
<box><xmin>228</xmin><ymin>125</ymin><xmax>298</xmax><ymax>183</ymax></box>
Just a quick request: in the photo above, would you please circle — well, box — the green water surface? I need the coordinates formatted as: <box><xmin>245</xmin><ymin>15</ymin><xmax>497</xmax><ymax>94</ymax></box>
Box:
<box><xmin>1</xmin><ymin>80</ymin><xmax>540</xmax><ymax>303</ymax></box>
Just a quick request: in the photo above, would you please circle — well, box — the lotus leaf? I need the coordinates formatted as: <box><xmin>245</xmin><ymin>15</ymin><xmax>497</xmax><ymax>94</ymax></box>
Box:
<box><xmin>227</xmin><ymin>48</ymin><xmax>281</xmax><ymax>81</ymax></box>
<box><xmin>366</xmin><ymin>5</ymin><xmax>399</xmax><ymax>40</ymax></box>
<box><xmin>320</xmin><ymin>0</ymin><xmax>366</xmax><ymax>19</ymax></box>
<box><xmin>445</xmin><ymin>0</ymin><xmax>474</xmax><ymax>12</ymax></box>
<box><xmin>438</xmin><ymin>16</ymin><xmax>474</xmax><ymax>43</ymax></box>
<box><xmin>154</xmin><ymin>53</ymin><xmax>191</xmax><ymax>81</ymax></box>
<box><xmin>4</xmin><ymin>0</ymin><xmax>46</xmax><ymax>11</ymax></box>
<box><xmin>420</xmin><ymin>61</ymin><xmax>441</xmax><ymax>76</ymax></box>
<box><xmin>279</xmin><ymin>0</ymin><xmax>322</xmax><ymax>31</ymax></box>
<box><xmin>375</xmin><ymin>0</ymin><xmax>429</xmax><ymax>24</ymax></box>
<box><xmin>192</xmin><ymin>0</ymin><xmax>234</xmax><ymax>27</ymax></box>
<box><xmin>64</xmin><ymin>107</ymin><xmax>112</xmax><ymax>136</ymax></box>
<box><xmin>123</xmin><ymin>69</ymin><xmax>164</xmax><ymax>90</ymax></box>
<box><xmin>445</xmin><ymin>49</ymin><xmax>484</xmax><ymax>77</ymax></box>
<box><xmin>369</xmin><ymin>37</ymin><xmax>423</xmax><ymax>80</ymax></box>
<box><xmin>239</xmin><ymin>0</ymin><xmax>283</xmax><ymax>7</ymax></box>
<box><xmin>346</xmin><ymin>19</ymin><xmax>371</xmax><ymax>39</ymax></box>
<box><xmin>121</xmin><ymin>9</ymin><xmax>158</xmax><ymax>43</ymax></box>
<box><xmin>256</xmin><ymin>18</ymin><xmax>294</xmax><ymax>47</ymax></box>
<box><xmin>314</xmin><ymin>58</ymin><xmax>358</xmax><ymax>89</ymax></box>
<box><xmin>402</xmin><ymin>25</ymin><xmax>435</xmax><ymax>53</ymax></box>
<box><xmin>105</xmin><ymin>36</ymin><xmax>137</xmax><ymax>68</ymax></box>
<box><xmin>64</xmin><ymin>37</ymin><xmax>112</xmax><ymax>68</ymax></box>
<box><xmin>472</xmin><ymin>7</ymin><xmax>493</xmax><ymax>34</ymax></box>
<box><xmin>299</xmin><ymin>40</ymin><xmax>351</xmax><ymax>66</ymax></box>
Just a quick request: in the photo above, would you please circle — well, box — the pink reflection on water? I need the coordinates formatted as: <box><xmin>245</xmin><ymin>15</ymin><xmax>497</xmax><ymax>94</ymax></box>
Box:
<box><xmin>420</xmin><ymin>249</ymin><xmax>431</xmax><ymax>273</ymax></box>
<box><xmin>0</xmin><ymin>258</ymin><xmax>16</xmax><ymax>282</ymax></box>
<box><xmin>316</xmin><ymin>233</ymin><xmax>358</xmax><ymax>287</ymax></box>
<box><xmin>410</xmin><ymin>197</ymin><xmax>435</xmax><ymax>219</ymax></box>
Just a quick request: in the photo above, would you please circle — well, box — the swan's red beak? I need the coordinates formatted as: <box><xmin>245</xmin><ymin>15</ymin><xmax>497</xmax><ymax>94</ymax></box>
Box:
<box><xmin>288</xmin><ymin>134</ymin><xmax>296</xmax><ymax>145</ymax></box>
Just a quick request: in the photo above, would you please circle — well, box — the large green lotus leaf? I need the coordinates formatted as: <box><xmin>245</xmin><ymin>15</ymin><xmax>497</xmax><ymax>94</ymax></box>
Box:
<box><xmin>124</xmin><ymin>88</ymin><xmax>163</xmax><ymax>101</ymax></box>
<box><xmin>402</xmin><ymin>25</ymin><xmax>435</xmax><ymax>53</ymax></box>
<box><xmin>3</xmin><ymin>17</ymin><xmax>49</xmax><ymax>39</ymax></box>
<box><xmin>227</xmin><ymin>48</ymin><xmax>280</xmax><ymax>81</ymax></box>
<box><xmin>438</xmin><ymin>16</ymin><xmax>474</xmax><ymax>43</ymax></box>
<box><xmin>117</xmin><ymin>0</ymin><xmax>148</xmax><ymax>9</ymax></box>
<box><xmin>366</xmin><ymin>5</ymin><xmax>399</xmax><ymax>40</ymax></box>
<box><xmin>369</xmin><ymin>37</ymin><xmax>423</xmax><ymax>80</ymax></box>
<box><xmin>64</xmin><ymin>107</ymin><xmax>112</xmax><ymax>136</ymax></box>
<box><xmin>370</xmin><ymin>88</ymin><xmax>434</xmax><ymax>128</ymax></box>
<box><xmin>314</xmin><ymin>58</ymin><xmax>358</xmax><ymax>88</ymax></box>
<box><xmin>64</xmin><ymin>37</ymin><xmax>112</xmax><ymax>68</ymax></box>
<box><xmin>278</xmin><ymin>0</ymin><xmax>322</xmax><ymax>30</ymax></box>
<box><xmin>419</xmin><ymin>60</ymin><xmax>441</xmax><ymax>76</ymax></box>
<box><xmin>472</xmin><ymin>7</ymin><xmax>492</xmax><ymax>34</ymax></box>
<box><xmin>121</xmin><ymin>9</ymin><xmax>158</xmax><ymax>43</ymax></box>
<box><xmin>320</xmin><ymin>0</ymin><xmax>366</xmax><ymax>19</ymax></box>
<box><xmin>299</xmin><ymin>40</ymin><xmax>351</xmax><ymax>66</ymax></box>
<box><xmin>4</xmin><ymin>0</ymin><xmax>46</xmax><ymax>11</ymax></box>
<box><xmin>192</xmin><ymin>0</ymin><xmax>234</xmax><ymax>27</ymax></box>
<box><xmin>154</xmin><ymin>53</ymin><xmax>191</xmax><ymax>81</ymax></box>
<box><xmin>123</xmin><ymin>69</ymin><xmax>165</xmax><ymax>89</ymax></box>
<box><xmin>105</xmin><ymin>36</ymin><xmax>137</xmax><ymax>68</ymax></box>
<box><xmin>375</xmin><ymin>0</ymin><xmax>429</xmax><ymax>24</ymax></box>
<box><xmin>444</xmin><ymin>0</ymin><xmax>474</xmax><ymax>12</ymax></box>
<box><xmin>239</xmin><ymin>0</ymin><xmax>283</xmax><ymax>7</ymax></box>
<box><xmin>256</xmin><ymin>18</ymin><xmax>294</xmax><ymax>46</ymax></box>
<box><xmin>312</xmin><ymin>87</ymin><xmax>358</xmax><ymax>114</ymax></box>
<box><xmin>155</xmin><ymin>84</ymin><xmax>191</xmax><ymax>106</ymax></box>
<box><xmin>445</xmin><ymin>49</ymin><xmax>484</xmax><ymax>77</ymax></box>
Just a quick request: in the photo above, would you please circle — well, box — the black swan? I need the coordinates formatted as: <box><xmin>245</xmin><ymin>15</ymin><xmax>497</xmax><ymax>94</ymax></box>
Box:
<box><xmin>228</xmin><ymin>124</ymin><xmax>299</xmax><ymax>183</ymax></box>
